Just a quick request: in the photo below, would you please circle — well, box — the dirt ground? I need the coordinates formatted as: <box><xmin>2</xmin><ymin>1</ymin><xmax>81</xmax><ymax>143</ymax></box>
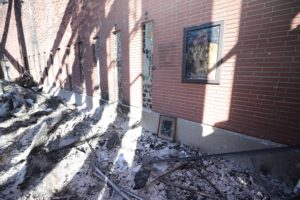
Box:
<box><xmin>0</xmin><ymin>79</ymin><xmax>298</xmax><ymax>200</ymax></box>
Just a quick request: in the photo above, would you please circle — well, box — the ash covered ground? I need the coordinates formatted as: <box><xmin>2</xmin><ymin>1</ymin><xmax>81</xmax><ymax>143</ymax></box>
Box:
<box><xmin>0</xmin><ymin>77</ymin><xmax>297</xmax><ymax>200</ymax></box>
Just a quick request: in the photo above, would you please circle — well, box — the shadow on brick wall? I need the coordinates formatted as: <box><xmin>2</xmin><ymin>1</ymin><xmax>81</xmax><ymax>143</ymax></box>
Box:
<box><xmin>213</xmin><ymin>2</ymin><xmax>300</xmax><ymax>145</ymax></box>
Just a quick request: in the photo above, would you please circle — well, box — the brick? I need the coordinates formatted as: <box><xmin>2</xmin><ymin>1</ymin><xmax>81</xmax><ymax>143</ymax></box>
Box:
<box><xmin>1</xmin><ymin>0</ymin><xmax>299</xmax><ymax>145</ymax></box>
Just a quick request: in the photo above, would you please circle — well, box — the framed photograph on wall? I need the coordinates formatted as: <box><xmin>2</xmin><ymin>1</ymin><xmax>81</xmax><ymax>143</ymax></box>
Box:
<box><xmin>182</xmin><ymin>21</ymin><xmax>223</xmax><ymax>84</ymax></box>
<box><xmin>158</xmin><ymin>115</ymin><xmax>176</xmax><ymax>142</ymax></box>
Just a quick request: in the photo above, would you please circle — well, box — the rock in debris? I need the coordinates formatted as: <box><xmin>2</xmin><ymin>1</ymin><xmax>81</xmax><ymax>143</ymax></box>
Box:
<box><xmin>15</xmin><ymin>72</ymin><xmax>38</xmax><ymax>88</ymax></box>
<box><xmin>25</xmin><ymin>98</ymin><xmax>34</xmax><ymax>107</ymax></box>
<box><xmin>12</xmin><ymin>92</ymin><xmax>26</xmax><ymax>109</ymax></box>
<box><xmin>106</xmin><ymin>132</ymin><xmax>119</xmax><ymax>150</ymax></box>
<box><xmin>0</xmin><ymin>102</ymin><xmax>9</xmax><ymax>117</ymax></box>
<box><xmin>153</xmin><ymin>162</ymin><xmax>169</xmax><ymax>173</ymax></box>
<box><xmin>207</xmin><ymin>165</ymin><xmax>218</xmax><ymax>173</ymax></box>
<box><xmin>31</xmin><ymin>86</ymin><xmax>43</xmax><ymax>92</ymax></box>
<box><xmin>133</xmin><ymin>167</ymin><xmax>151</xmax><ymax>190</ymax></box>
<box><xmin>23</xmin><ymin>90</ymin><xmax>37</xmax><ymax>102</ymax></box>
<box><xmin>44</xmin><ymin>96</ymin><xmax>65</xmax><ymax>110</ymax></box>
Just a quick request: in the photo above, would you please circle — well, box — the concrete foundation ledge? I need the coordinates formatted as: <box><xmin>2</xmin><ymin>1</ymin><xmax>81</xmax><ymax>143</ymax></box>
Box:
<box><xmin>176</xmin><ymin>118</ymin><xmax>284</xmax><ymax>153</ymax></box>
<box><xmin>138</xmin><ymin>109</ymin><xmax>283</xmax><ymax>153</ymax></box>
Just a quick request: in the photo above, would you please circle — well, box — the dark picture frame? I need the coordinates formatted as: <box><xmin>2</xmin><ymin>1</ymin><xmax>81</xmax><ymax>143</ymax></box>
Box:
<box><xmin>182</xmin><ymin>21</ymin><xmax>224</xmax><ymax>84</ymax></box>
<box><xmin>158</xmin><ymin>115</ymin><xmax>176</xmax><ymax>142</ymax></box>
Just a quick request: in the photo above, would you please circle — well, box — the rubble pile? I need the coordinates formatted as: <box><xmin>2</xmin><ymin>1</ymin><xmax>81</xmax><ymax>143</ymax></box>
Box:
<box><xmin>15</xmin><ymin>72</ymin><xmax>38</xmax><ymax>88</ymax></box>
<box><xmin>90</xmin><ymin>127</ymin><xmax>294</xmax><ymax>200</ymax></box>
<box><xmin>0</xmin><ymin>73</ymin><xmax>42</xmax><ymax>121</ymax></box>
<box><xmin>0</xmin><ymin>78</ymin><xmax>298</xmax><ymax>200</ymax></box>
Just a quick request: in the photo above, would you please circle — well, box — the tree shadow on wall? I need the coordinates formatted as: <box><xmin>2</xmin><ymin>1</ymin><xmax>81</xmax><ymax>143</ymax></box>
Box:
<box><xmin>214</xmin><ymin>2</ymin><xmax>300</xmax><ymax>146</ymax></box>
<box><xmin>201</xmin><ymin>1</ymin><xmax>300</xmax><ymax>185</ymax></box>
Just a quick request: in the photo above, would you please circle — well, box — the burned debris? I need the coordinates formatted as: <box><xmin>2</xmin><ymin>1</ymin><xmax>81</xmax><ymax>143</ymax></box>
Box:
<box><xmin>0</xmin><ymin>76</ymin><xmax>299</xmax><ymax>200</ymax></box>
<box><xmin>0</xmin><ymin>0</ymin><xmax>299</xmax><ymax>199</ymax></box>
<box><xmin>0</xmin><ymin>73</ymin><xmax>40</xmax><ymax>120</ymax></box>
<box><xmin>15</xmin><ymin>72</ymin><xmax>38</xmax><ymax>88</ymax></box>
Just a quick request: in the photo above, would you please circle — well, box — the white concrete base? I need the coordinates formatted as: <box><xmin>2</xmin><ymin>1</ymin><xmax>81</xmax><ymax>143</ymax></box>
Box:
<box><xmin>138</xmin><ymin>108</ymin><xmax>283</xmax><ymax>153</ymax></box>
<box><xmin>176</xmin><ymin>118</ymin><xmax>283</xmax><ymax>153</ymax></box>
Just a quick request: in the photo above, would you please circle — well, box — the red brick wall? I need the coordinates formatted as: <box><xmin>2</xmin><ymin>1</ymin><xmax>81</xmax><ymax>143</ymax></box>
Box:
<box><xmin>0</xmin><ymin>0</ymin><xmax>299</xmax><ymax>145</ymax></box>
<box><xmin>144</xmin><ymin>0</ymin><xmax>300</xmax><ymax>145</ymax></box>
